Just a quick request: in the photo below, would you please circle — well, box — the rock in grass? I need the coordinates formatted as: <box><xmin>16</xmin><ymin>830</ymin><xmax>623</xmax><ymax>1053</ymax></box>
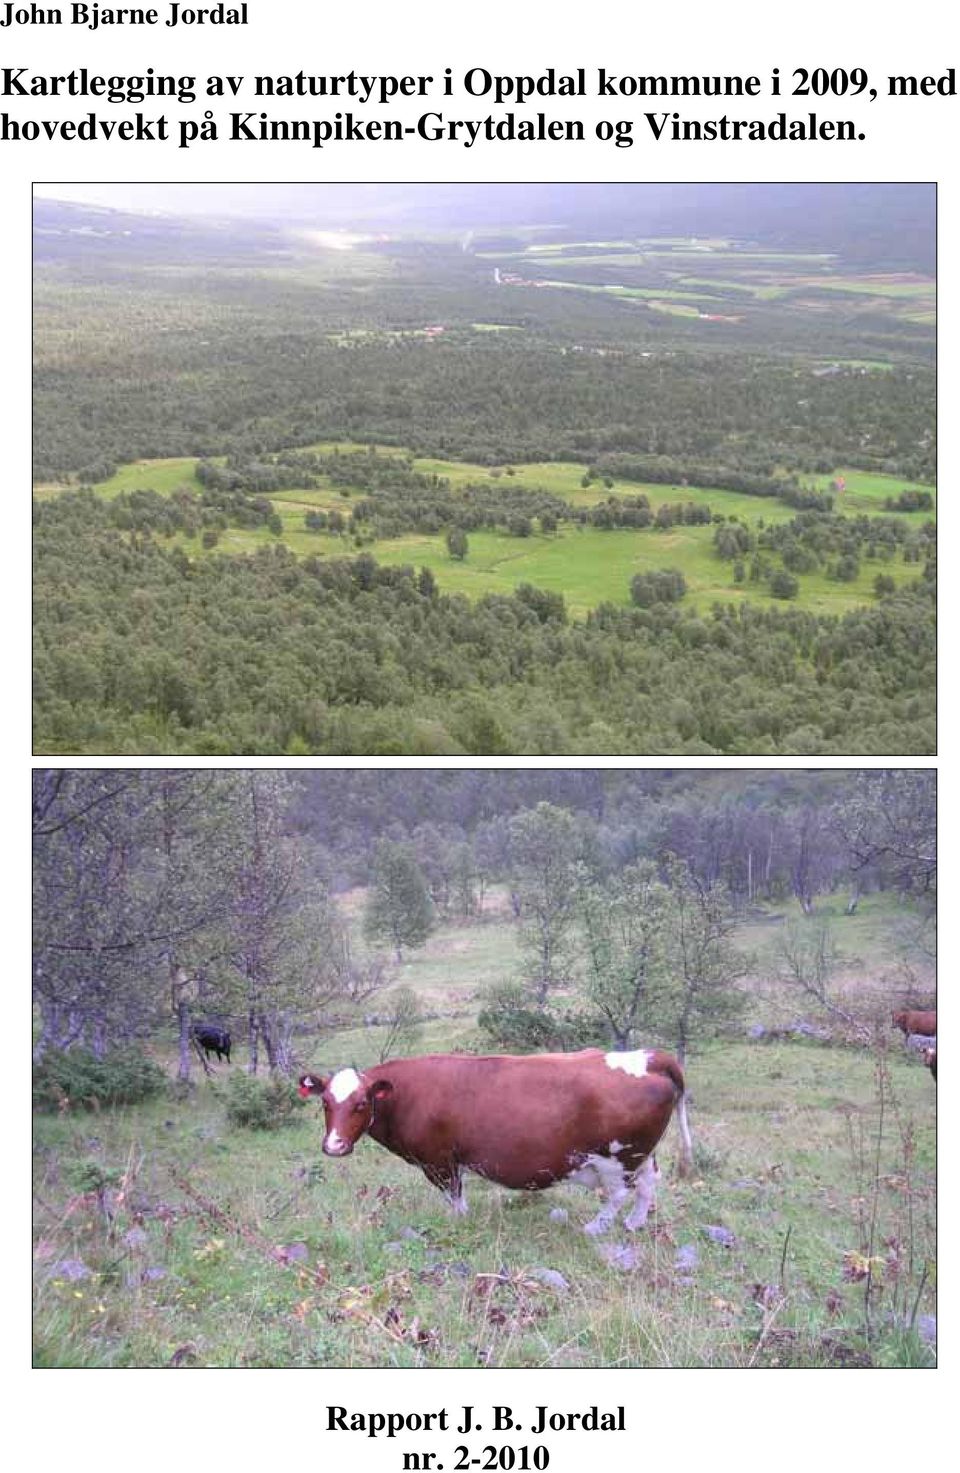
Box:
<box><xmin>703</xmin><ymin>1224</ymin><xmax>737</xmax><ymax>1248</ymax></box>
<box><xmin>918</xmin><ymin>1315</ymin><xmax>936</xmax><ymax>1346</ymax></box>
<box><xmin>531</xmin><ymin>1267</ymin><xmax>570</xmax><ymax>1291</ymax></box>
<box><xmin>675</xmin><ymin>1243</ymin><xmax>699</xmax><ymax>1272</ymax></box>
<box><xmin>549</xmin><ymin>1207</ymin><xmax>569</xmax><ymax>1223</ymax></box>
<box><xmin>51</xmin><ymin>1258</ymin><xmax>91</xmax><ymax>1281</ymax></box>
<box><xmin>598</xmin><ymin>1243</ymin><xmax>640</xmax><ymax>1270</ymax></box>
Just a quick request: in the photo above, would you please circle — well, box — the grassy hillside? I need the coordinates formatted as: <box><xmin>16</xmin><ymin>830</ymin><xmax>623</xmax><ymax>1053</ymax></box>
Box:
<box><xmin>33</xmin><ymin>896</ymin><xmax>936</xmax><ymax>1369</ymax></box>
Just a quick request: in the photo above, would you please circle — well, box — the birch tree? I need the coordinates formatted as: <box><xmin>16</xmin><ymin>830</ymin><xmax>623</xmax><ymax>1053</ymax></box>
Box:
<box><xmin>659</xmin><ymin>857</ymin><xmax>749</xmax><ymax>1176</ymax></box>
<box><xmin>577</xmin><ymin>861</ymin><xmax>671</xmax><ymax>1049</ymax></box>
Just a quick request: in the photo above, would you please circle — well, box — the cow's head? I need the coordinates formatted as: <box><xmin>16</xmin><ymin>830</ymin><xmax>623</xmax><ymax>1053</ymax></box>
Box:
<box><xmin>298</xmin><ymin>1068</ymin><xmax>393</xmax><ymax>1156</ymax></box>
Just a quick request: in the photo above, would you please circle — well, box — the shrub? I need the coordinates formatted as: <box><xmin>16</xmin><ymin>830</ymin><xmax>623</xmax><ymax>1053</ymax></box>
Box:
<box><xmin>832</xmin><ymin>554</ymin><xmax>860</xmax><ymax>582</ymax></box>
<box><xmin>478</xmin><ymin>982</ymin><xmax>607</xmax><ymax>1053</ymax></box>
<box><xmin>33</xmin><ymin>1047</ymin><xmax>167</xmax><ymax>1111</ymax></box>
<box><xmin>714</xmin><ymin>523</ymin><xmax>754</xmax><ymax>560</ymax></box>
<box><xmin>516</xmin><ymin>583</ymin><xmax>567</xmax><ymax>625</ymax></box>
<box><xmin>769</xmin><ymin>569</ymin><xmax>800</xmax><ymax>600</ymax></box>
<box><xmin>630</xmin><ymin>568</ymin><xmax>687</xmax><ymax>607</ymax></box>
<box><xmin>222</xmin><ymin>1071</ymin><xmax>306</xmax><ymax>1130</ymax></box>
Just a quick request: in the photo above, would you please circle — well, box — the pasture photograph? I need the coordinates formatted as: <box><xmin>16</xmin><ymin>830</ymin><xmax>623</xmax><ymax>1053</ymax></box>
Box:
<box><xmin>32</xmin><ymin>181</ymin><xmax>935</xmax><ymax>756</ymax></box>
<box><xmin>32</xmin><ymin>768</ymin><xmax>936</xmax><ymax>1368</ymax></box>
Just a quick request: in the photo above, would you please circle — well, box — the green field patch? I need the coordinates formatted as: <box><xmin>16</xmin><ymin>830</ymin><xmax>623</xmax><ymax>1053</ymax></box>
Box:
<box><xmin>677</xmin><ymin>276</ymin><xmax>764</xmax><ymax>297</ymax></box>
<box><xmin>269</xmin><ymin>487</ymin><xmax>355</xmax><ymax>510</ymax></box>
<box><xmin>810</xmin><ymin>467</ymin><xmax>936</xmax><ymax>513</ymax></box>
<box><xmin>815</xmin><ymin>360</ymin><xmax>896</xmax><ymax>373</ymax></box>
<box><xmin>647</xmin><ymin>300</ymin><xmax>704</xmax><ymax>318</ymax></box>
<box><xmin>533</xmin><ymin>279</ymin><xmax>719</xmax><ymax>307</ymax></box>
<box><xmin>522</xmin><ymin>239</ymin><xmax>640</xmax><ymax>253</ymax></box>
<box><xmin>350</xmin><ymin>524</ymin><xmax>919</xmax><ymax>619</ymax></box>
<box><xmin>792</xmin><ymin>276</ymin><xmax>934</xmax><ymax>299</ymax></box>
<box><xmin>90</xmin><ymin>457</ymin><xmax>210</xmax><ymax>499</ymax></box>
<box><xmin>644</xmin><ymin>250</ymin><xmax>836</xmax><ymax>262</ymax></box>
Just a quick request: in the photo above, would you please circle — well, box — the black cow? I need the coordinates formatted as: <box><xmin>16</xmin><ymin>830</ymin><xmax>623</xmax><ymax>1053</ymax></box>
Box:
<box><xmin>192</xmin><ymin>1023</ymin><xmax>231</xmax><ymax>1063</ymax></box>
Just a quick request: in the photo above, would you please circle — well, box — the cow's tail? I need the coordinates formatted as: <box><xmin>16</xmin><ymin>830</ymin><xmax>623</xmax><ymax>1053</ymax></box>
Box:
<box><xmin>647</xmin><ymin>1052</ymin><xmax>692</xmax><ymax>1175</ymax></box>
<box><xmin>648</xmin><ymin>1051</ymin><xmax>685</xmax><ymax>1097</ymax></box>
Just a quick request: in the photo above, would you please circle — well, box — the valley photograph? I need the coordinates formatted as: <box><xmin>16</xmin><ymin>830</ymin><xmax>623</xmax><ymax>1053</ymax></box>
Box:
<box><xmin>33</xmin><ymin>183</ymin><xmax>936</xmax><ymax>755</ymax></box>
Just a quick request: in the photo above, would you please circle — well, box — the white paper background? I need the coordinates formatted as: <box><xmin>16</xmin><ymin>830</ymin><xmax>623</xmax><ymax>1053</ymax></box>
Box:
<box><xmin>11</xmin><ymin>0</ymin><xmax>947</xmax><ymax>1441</ymax></box>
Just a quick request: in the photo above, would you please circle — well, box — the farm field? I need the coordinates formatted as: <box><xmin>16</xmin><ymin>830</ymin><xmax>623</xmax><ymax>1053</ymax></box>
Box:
<box><xmin>33</xmin><ymin>892</ymin><xmax>936</xmax><ymax>1370</ymax></box>
<box><xmin>486</xmin><ymin>238</ymin><xmax>936</xmax><ymax>332</ymax></box>
<box><xmin>36</xmin><ymin>449</ymin><xmax>935</xmax><ymax>618</ymax></box>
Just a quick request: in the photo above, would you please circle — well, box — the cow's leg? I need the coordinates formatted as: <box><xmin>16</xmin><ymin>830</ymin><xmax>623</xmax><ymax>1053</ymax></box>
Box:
<box><xmin>624</xmin><ymin>1155</ymin><xmax>660</xmax><ymax>1232</ymax></box>
<box><xmin>577</xmin><ymin>1156</ymin><xmax>630</xmax><ymax>1236</ymax></box>
<box><xmin>426</xmin><ymin>1162</ymin><xmax>468</xmax><ymax>1215</ymax></box>
<box><xmin>445</xmin><ymin>1172</ymin><xmax>468</xmax><ymax>1216</ymax></box>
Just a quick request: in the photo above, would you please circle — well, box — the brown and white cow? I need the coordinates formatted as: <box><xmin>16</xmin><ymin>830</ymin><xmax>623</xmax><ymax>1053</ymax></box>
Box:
<box><xmin>921</xmin><ymin>1046</ymin><xmax>937</xmax><ymax>1081</ymax></box>
<box><xmin>892</xmin><ymin>1009</ymin><xmax>937</xmax><ymax>1038</ymax></box>
<box><xmin>299</xmin><ymin>1048</ymin><xmax>684</xmax><ymax>1235</ymax></box>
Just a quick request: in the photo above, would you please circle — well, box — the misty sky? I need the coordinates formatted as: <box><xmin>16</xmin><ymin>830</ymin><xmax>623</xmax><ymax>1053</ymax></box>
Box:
<box><xmin>32</xmin><ymin>184</ymin><xmax>334</xmax><ymax>216</ymax></box>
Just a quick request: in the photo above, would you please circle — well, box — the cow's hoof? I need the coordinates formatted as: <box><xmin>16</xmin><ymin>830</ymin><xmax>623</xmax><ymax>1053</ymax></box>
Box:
<box><xmin>584</xmin><ymin>1217</ymin><xmax>613</xmax><ymax>1237</ymax></box>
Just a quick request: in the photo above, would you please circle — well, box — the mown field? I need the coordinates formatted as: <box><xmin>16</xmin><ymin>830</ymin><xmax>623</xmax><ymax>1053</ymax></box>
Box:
<box><xmin>33</xmin><ymin>895</ymin><xmax>937</xmax><ymax>1369</ymax></box>
<box><xmin>34</xmin><ymin>449</ymin><xmax>935</xmax><ymax>619</ymax></box>
<box><xmin>485</xmin><ymin>238</ymin><xmax>936</xmax><ymax>331</ymax></box>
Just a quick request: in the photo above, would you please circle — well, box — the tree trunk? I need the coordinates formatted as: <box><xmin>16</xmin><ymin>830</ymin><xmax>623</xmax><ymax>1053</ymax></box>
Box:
<box><xmin>248</xmin><ymin>1006</ymin><xmax>260</xmax><ymax>1074</ymax></box>
<box><xmin>260</xmin><ymin>1010</ymin><xmax>293</xmax><ymax>1073</ymax></box>
<box><xmin>176</xmin><ymin>998</ymin><xmax>193</xmax><ymax>1084</ymax></box>
<box><xmin>34</xmin><ymin>998</ymin><xmax>83</xmax><ymax>1060</ymax></box>
<box><xmin>674</xmin><ymin>1036</ymin><xmax>695</xmax><ymax>1177</ymax></box>
<box><xmin>90</xmin><ymin>1014</ymin><xmax>108</xmax><ymax>1060</ymax></box>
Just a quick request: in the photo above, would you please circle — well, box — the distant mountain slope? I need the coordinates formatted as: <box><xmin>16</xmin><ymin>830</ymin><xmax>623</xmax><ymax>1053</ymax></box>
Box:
<box><xmin>35</xmin><ymin>183</ymin><xmax>935</xmax><ymax>273</ymax></box>
<box><xmin>33</xmin><ymin>196</ymin><xmax>293</xmax><ymax>266</ymax></box>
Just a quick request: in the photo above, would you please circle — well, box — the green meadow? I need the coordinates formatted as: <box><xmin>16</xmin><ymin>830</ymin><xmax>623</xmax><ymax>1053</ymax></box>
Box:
<box><xmin>38</xmin><ymin>447</ymin><xmax>935</xmax><ymax>620</ymax></box>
